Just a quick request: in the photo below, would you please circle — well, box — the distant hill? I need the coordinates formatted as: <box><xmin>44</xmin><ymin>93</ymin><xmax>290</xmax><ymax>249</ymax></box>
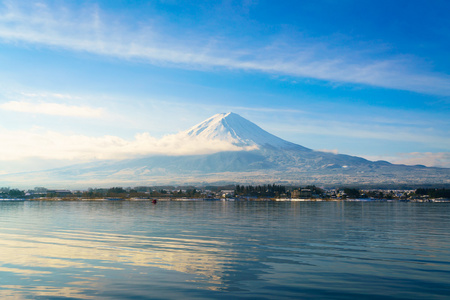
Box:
<box><xmin>1</xmin><ymin>112</ymin><xmax>449</xmax><ymax>188</ymax></box>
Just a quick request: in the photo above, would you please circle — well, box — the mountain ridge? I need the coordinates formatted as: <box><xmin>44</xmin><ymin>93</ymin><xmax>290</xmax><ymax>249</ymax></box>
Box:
<box><xmin>1</xmin><ymin>112</ymin><xmax>449</xmax><ymax>188</ymax></box>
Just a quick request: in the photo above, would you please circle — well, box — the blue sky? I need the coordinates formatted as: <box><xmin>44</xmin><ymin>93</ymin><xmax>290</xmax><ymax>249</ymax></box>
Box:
<box><xmin>0</xmin><ymin>0</ymin><xmax>449</xmax><ymax>173</ymax></box>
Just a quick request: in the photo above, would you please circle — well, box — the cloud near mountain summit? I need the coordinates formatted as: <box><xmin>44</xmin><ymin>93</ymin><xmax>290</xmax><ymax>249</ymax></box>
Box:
<box><xmin>0</xmin><ymin>129</ymin><xmax>256</xmax><ymax>162</ymax></box>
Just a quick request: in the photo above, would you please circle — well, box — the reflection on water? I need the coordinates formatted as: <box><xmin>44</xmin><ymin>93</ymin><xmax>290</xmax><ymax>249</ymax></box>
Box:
<box><xmin>0</xmin><ymin>229</ymin><xmax>230</xmax><ymax>298</ymax></box>
<box><xmin>0</xmin><ymin>200</ymin><xmax>449</xmax><ymax>299</ymax></box>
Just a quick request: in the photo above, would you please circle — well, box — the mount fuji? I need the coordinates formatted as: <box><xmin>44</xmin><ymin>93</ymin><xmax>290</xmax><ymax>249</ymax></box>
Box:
<box><xmin>2</xmin><ymin>112</ymin><xmax>449</xmax><ymax>188</ymax></box>
<box><xmin>183</xmin><ymin>112</ymin><xmax>302</xmax><ymax>149</ymax></box>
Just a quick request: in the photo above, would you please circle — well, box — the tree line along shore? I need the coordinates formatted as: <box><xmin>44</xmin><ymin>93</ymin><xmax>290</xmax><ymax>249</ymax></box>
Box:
<box><xmin>1</xmin><ymin>185</ymin><xmax>449</xmax><ymax>201</ymax></box>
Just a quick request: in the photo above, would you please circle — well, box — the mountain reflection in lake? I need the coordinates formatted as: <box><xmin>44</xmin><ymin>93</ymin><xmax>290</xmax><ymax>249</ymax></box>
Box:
<box><xmin>0</xmin><ymin>200</ymin><xmax>449</xmax><ymax>299</ymax></box>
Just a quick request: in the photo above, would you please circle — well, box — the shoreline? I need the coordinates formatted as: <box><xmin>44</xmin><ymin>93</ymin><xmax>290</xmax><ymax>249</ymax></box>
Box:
<box><xmin>1</xmin><ymin>197</ymin><xmax>449</xmax><ymax>202</ymax></box>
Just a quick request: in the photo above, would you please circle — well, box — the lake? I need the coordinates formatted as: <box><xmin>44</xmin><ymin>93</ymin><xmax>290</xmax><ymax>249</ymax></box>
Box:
<box><xmin>0</xmin><ymin>200</ymin><xmax>449</xmax><ymax>299</ymax></box>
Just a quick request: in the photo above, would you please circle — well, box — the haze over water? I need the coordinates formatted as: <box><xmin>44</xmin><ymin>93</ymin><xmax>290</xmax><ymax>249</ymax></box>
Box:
<box><xmin>0</xmin><ymin>200</ymin><xmax>449</xmax><ymax>299</ymax></box>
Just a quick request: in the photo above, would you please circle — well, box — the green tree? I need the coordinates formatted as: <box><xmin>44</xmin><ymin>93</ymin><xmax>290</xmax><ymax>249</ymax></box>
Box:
<box><xmin>9</xmin><ymin>189</ymin><xmax>25</xmax><ymax>198</ymax></box>
<box><xmin>343</xmin><ymin>188</ymin><xmax>360</xmax><ymax>199</ymax></box>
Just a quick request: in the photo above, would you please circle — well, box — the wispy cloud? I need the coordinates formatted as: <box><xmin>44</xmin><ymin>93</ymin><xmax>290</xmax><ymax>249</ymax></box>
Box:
<box><xmin>318</xmin><ymin>149</ymin><xmax>339</xmax><ymax>155</ymax></box>
<box><xmin>0</xmin><ymin>128</ymin><xmax>254</xmax><ymax>162</ymax></box>
<box><xmin>0</xmin><ymin>101</ymin><xmax>104</xmax><ymax>118</ymax></box>
<box><xmin>0</xmin><ymin>1</ymin><xmax>449</xmax><ymax>95</ymax></box>
<box><xmin>362</xmin><ymin>152</ymin><xmax>450</xmax><ymax>168</ymax></box>
<box><xmin>264</xmin><ymin>118</ymin><xmax>450</xmax><ymax>149</ymax></box>
<box><xmin>392</xmin><ymin>152</ymin><xmax>450</xmax><ymax>168</ymax></box>
<box><xmin>19</xmin><ymin>92</ymin><xmax>79</xmax><ymax>101</ymax></box>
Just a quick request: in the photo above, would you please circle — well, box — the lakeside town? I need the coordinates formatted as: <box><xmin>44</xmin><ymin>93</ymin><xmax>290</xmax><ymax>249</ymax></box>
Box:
<box><xmin>1</xmin><ymin>185</ymin><xmax>449</xmax><ymax>202</ymax></box>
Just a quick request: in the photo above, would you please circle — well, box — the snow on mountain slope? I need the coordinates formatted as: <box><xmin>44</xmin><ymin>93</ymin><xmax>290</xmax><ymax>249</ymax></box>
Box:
<box><xmin>183</xmin><ymin>112</ymin><xmax>306</xmax><ymax>150</ymax></box>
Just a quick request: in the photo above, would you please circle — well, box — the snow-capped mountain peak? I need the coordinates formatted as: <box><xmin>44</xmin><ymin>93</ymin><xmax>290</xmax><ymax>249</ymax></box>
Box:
<box><xmin>2</xmin><ymin>112</ymin><xmax>447</xmax><ymax>188</ymax></box>
<box><xmin>184</xmin><ymin>112</ymin><xmax>301</xmax><ymax>149</ymax></box>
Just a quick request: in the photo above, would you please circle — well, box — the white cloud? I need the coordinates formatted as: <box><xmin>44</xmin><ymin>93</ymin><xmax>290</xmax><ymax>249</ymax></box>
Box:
<box><xmin>392</xmin><ymin>152</ymin><xmax>450</xmax><ymax>168</ymax></box>
<box><xmin>361</xmin><ymin>152</ymin><xmax>450</xmax><ymax>168</ymax></box>
<box><xmin>19</xmin><ymin>92</ymin><xmax>79</xmax><ymax>100</ymax></box>
<box><xmin>0</xmin><ymin>1</ymin><xmax>449</xmax><ymax>95</ymax></box>
<box><xmin>0</xmin><ymin>101</ymin><xmax>104</xmax><ymax>118</ymax></box>
<box><xmin>318</xmin><ymin>149</ymin><xmax>339</xmax><ymax>154</ymax></box>
<box><xmin>266</xmin><ymin>119</ymin><xmax>450</xmax><ymax>148</ymax></box>
<box><xmin>0</xmin><ymin>128</ymin><xmax>255</xmax><ymax>162</ymax></box>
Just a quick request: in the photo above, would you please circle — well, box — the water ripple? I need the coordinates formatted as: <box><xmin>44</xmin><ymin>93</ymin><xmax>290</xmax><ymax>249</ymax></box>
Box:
<box><xmin>0</xmin><ymin>201</ymin><xmax>449</xmax><ymax>299</ymax></box>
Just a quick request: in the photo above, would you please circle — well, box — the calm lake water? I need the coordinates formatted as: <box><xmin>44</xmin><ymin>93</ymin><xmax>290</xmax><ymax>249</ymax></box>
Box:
<box><xmin>0</xmin><ymin>200</ymin><xmax>449</xmax><ymax>299</ymax></box>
